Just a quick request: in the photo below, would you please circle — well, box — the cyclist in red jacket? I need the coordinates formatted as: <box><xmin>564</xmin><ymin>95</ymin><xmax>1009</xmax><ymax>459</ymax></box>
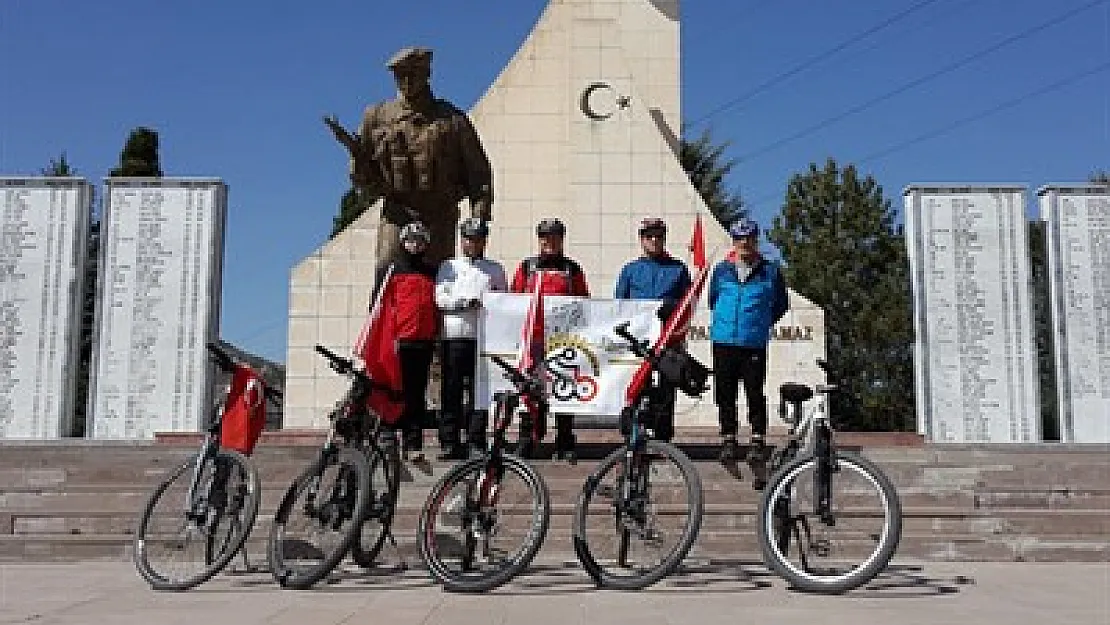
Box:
<box><xmin>509</xmin><ymin>218</ymin><xmax>590</xmax><ymax>460</ymax></box>
<box><xmin>369</xmin><ymin>221</ymin><xmax>439</xmax><ymax>461</ymax></box>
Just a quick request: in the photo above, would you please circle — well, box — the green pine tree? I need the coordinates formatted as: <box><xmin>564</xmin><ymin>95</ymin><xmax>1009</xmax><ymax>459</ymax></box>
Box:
<box><xmin>331</xmin><ymin>186</ymin><xmax>377</xmax><ymax>238</ymax></box>
<box><xmin>768</xmin><ymin>158</ymin><xmax>914</xmax><ymax>431</ymax></box>
<box><xmin>679</xmin><ymin>127</ymin><xmax>746</xmax><ymax>228</ymax></box>
<box><xmin>40</xmin><ymin>152</ymin><xmax>76</xmax><ymax>176</ymax></box>
<box><xmin>109</xmin><ymin>127</ymin><xmax>163</xmax><ymax>177</ymax></box>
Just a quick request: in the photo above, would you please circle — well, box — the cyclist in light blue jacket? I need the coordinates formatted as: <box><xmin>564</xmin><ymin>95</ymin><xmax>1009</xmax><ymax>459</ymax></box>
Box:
<box><xmin>707</xmin><ymin>217</ymin><xmax>789</xmax><ymax>485</ymax></box>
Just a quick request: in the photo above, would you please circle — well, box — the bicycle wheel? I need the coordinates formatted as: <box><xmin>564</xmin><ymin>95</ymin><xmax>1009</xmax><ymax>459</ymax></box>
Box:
<box><xmin>418</xmin><ymin>454</ymin><xmax>550</xmax><ymax>593</ymax></box>
<box><xmin>572</xmin><ymin>440</ymin><xmax>703</xmax><ymax>590</ymax></box>
<box><xmin>268</xmin><ymin>446</ymin><xmax>372</xmax><ymax>589</ymax></box>
<box><xmin>133</xmin><ymin>449</ymin><xmax>260</xmax><ymax>591</ymax></box>
<box><xmin>758</xmin><ymin>451</ymin><xmax>902</xmax><ymax>594</ymax></box>
<box><xmin>350</xmin><ymin>444</ymin><xmax>401</xmax><ymax>568</ymax></box>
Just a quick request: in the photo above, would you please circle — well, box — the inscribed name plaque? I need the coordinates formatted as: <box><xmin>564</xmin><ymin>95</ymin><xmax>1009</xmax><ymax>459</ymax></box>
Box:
<box><xmin>0</xmin><ymin>178</ymin><xmax>91</xmax><ymax>438</ymax></box>
<box><xmin>1038</xmin><ymin>185</ymin><xmax>1110</xmax><ymax>443</ymax></box>
<box><xmin>88</xmin><ymin>179</ymin><xmax>227</xmax><ymax>439</ymax></box>
<box><xmin>904</xmin><ymin>185</ymin><xmax>1040</xmax><ymax>443</ymax></box>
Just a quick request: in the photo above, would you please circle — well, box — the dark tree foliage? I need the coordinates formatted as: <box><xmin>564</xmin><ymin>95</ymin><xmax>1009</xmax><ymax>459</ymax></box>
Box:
<box><xmin>331</xmin><ymin>186</ymin><xmax>377</xmax><ymax>238</ymax></box>
<box><xmin>679</xmin><ymin>127</ymin><xmax>746</xmax><ymax>229</ymax></box>
<box><xmin>768</xmin><ymin>158</ymin><xmax>914</xmax><ymax>431</ymax></box>
<box><xmin>109</xmin><ymin>127</ymin><xmax>163</xmax><ymax>177</ymax></box>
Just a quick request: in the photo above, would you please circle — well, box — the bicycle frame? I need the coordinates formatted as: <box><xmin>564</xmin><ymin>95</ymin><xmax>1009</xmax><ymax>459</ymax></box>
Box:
<box><xmin>777</xmin><ymin>382</ymin><xmax>839</xmax><ymax>525</ymax></box>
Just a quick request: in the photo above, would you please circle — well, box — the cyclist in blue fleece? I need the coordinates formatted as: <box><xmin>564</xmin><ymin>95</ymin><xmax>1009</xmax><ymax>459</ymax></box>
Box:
<box><xmin>614</xmin><ymin>217</ymin><xmax>692</xmax><ymax>442</ymax></box>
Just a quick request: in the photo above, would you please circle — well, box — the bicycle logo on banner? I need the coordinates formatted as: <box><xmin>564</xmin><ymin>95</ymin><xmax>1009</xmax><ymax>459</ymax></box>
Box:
<box><xmin>543</xmin><ymin>335</ymin><xmax>600</xmax><ymax>403</ymax></box>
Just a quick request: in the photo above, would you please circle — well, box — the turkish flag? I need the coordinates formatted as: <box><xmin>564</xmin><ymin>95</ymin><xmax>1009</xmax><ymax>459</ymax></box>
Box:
<box><xmin>689</xmin><ymin>213</ymin><xmax>707</xmax><ymax>270</ymax></box>
<box><xmin>220</xmin><ymin>364</ymin><xmax>267</xmax><ymax>456</ymax></box>
<box><xmin>353</xmin><ymin>266</ymin><xmax>405</xmax><ymax>425</ymax></box>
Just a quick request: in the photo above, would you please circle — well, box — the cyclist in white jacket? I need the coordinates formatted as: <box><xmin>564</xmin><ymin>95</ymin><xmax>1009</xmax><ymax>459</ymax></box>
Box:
<box><xmin>434</xmin><ymin>217</ymin><xmax>508</xmax><ymax>459</ymax></box>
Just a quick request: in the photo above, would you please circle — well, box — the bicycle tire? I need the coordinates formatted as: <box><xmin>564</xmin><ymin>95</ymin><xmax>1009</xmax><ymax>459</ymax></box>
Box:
<box><xmin>418</xmin><ymin>454</ymin><xmax>551</xmax><ymax>593</ymax></box>
<box><xmin>350</xmin><ymin>445</ymin><xmax>401</xmax><ymax>568</ymax></box>
<box><xmin>758</xmin><ymin>451</ymin><xmax>902</xmax><ymax>594</ymax></box>
<box><xmin>572</xmin><ymin>440</ymin><xmax>704</xmax><ymax>590</ymax></box>
<box><xmin>268</xmin><ymin>446</ymin><xmax>372</xmax><ymax>589</ymax></box>
<box><xmin>133</xmin><ymin>449</ymin><xmax>260</xmax><ymax>591</ymax></box>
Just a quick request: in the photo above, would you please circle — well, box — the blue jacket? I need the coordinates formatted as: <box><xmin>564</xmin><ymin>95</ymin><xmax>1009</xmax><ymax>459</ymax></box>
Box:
<box><xmin>614</xmin><ymin>255</ymin><xmax>692</xmax><ymax>302</ymax></box>
<box><xmin>708</xmin><ymin>255</ymin><xmax>789</xmax><ymax>348</ymax></box>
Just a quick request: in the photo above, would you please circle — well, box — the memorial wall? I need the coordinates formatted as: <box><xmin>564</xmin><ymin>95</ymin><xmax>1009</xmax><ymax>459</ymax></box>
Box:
<box><xmin>0</xmin><ymin>178</ymin><xmax>91</xmax><ymax>438</ymax></box>
<box><xmin>1039</xmin><ymin>185</ymin><xmax>1110</xmax><ymax>443</ymax></box>
<box><xmin>87</xmin><ymin>178</ymin><xmax>227</xmax><ymax>439</ymax></box>
<box><xmin>905</xmin><ymin>185</ymin><xmax>1040</xmax><ymax>443</ymax></box>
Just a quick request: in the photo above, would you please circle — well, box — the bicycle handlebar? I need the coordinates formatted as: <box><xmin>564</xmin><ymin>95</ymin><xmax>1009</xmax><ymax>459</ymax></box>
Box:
<box><xmin>613</xmin><ymin>322</ymin><xmax>653</xmax><ymax>360</ymax></box>
<box><xmin>206</xmin><ymin>342</ymin><xmax>237</xmax><ymax>373</ymax></box>
<box><xmin>314</xmin><ymin>344</ymin><xmax>400</xmax><ymax>397</ymax></box>
<box><xmin>489</xmin><ymin>354</ymin><xmax>537</xmax><ymax>393</ymax></box>
<box><xmin>207</xmin><ymin>342</ymin><xmax>283</xmax><ymax>406</ymax></box>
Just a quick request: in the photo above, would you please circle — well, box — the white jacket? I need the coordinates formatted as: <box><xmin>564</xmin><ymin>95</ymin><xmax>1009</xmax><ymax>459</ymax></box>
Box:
<box><xmin>436</xmin><ymin>256</ymin><xmax>508</xmax><ymax>340</ymax></box>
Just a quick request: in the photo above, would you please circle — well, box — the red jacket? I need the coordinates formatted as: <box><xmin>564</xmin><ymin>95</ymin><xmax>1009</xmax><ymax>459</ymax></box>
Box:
<box><xmin>510</xmin><ymin>255</ymin><xmax>590</xmax><ymax>296</ymax></box>
<box><xmin>371</xmin><ymin>254</ymin><xmax>438</xmax><ymax>341</ymax></box>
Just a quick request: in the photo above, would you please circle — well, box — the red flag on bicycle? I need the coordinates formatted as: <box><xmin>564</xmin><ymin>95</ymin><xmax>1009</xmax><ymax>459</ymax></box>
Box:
<box><xmin>353</xmin><ymin>265</ymin><xmax>405</xmax><ymax>424</ymax></box>
<box><xmin>220</xmin><ymin>364</ymin><xmax>267</xmax><ymax>456</ymax></box>
<box><xmin>625</xmin><ymin>221</ymin><xmax>712</xmax><ymax>406</ymax></box>
<box><xmin>517</xmin><ymin>271</ymin><xmax>547</xmax><ymax>419</ymax></box>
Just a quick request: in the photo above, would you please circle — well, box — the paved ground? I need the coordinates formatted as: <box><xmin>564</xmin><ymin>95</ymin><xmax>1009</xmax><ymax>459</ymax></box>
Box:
<box><xmin>0</xmin><ymin>558</ymin><xmax>1105</xmax><ymax>625</ymax></box>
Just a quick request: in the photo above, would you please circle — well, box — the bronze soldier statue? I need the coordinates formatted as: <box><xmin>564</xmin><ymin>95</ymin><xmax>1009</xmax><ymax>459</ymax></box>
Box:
<box><xmin>325</xmin><ymin>46</ymin><xmax>494</xmax><ymax>272</ymax></box>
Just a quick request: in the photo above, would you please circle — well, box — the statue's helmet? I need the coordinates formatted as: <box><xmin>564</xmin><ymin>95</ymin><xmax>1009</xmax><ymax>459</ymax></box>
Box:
<box><xmin>387</xmin><ymin>46</ymin><xmax>433</xmax><ymax>74</ymax></box>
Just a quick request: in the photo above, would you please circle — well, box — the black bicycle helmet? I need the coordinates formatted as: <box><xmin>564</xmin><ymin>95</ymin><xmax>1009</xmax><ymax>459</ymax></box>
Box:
<box><xmin>536</xmin><ymin>218</ymin><xmax>566</xmax><ymax>236</ymax></box>
<box><xmin>459</xmin><ymin>217</ymin><xmax>489</xmax><ymax>238</ymax></box>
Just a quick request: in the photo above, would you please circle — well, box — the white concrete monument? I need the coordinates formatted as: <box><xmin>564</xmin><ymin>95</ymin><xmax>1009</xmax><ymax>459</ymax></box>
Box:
<box><xmin>284</xmin><ymin>0</ymin><xmax>825</xmax><ymax>433</ymax></box>
<box><xmin>904</xmin><ymin>185</ymin><xmax>1040</xmax><ymax>443</ymax></box>
<box><xmin>88</xmin><ymin>178</ymin><xmax>227</xmax><ymax>439</ymax></box>
<box><xmin>1038</xmin><ymin>184</ymin><xmax>1110</xmax><ymax>443</ymax></box>
<box><xmin>0</xmin><ymin>177</ymin><xmax>92</xmax><ymax>438</ymax></box>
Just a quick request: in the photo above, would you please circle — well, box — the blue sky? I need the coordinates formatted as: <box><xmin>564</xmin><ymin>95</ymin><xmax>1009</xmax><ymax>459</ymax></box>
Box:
<box><xmin>1</xmin><ymin>0</ymin><xmax>1107</xmax><ymax>363</ymax></box>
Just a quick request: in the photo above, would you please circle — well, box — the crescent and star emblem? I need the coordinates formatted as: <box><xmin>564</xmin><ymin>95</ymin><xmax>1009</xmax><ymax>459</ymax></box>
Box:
<box><xmin>580</xmin><ymin>82</ymin><xmax>631</xmax><ymax>120</ymax></box>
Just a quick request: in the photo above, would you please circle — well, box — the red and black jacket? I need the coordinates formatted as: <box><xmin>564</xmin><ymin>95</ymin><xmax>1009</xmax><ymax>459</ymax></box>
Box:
<box><xmin>370</xmin><ymin>252</ymin><xmax>438</xmax><ymax>341</ymax></box>
<box><xmin>510</xmin><ymin>254</ymin><xmax>590</xmax><ymax>297</ymax></box>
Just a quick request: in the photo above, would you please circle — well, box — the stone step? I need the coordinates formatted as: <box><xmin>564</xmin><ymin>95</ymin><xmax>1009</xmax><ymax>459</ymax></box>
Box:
<box><xmin>4</xmin><ymin>453</ymin><xmax>1109</xmax><ymax>492</ymax></box>
<box><xmin>7</xmin><ymin>503</ymin><xmax>1108</xmax><ymax>540</ymax></box>
<box><xmin>3</xmin><ymin>529</ymin><xmax>1107</xmax><ymax>564</ymax></box>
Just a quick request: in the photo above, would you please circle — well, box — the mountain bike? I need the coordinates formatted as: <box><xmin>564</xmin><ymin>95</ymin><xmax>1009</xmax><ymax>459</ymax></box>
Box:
<box><xmin>133</xmin><ymin>342</ymin><xmax>280</xmax><ymax>591</ymax></box>
<box><xmin>417</xmin><ymin>353</ymin><xmax>551</xmax><ymax>592</ymax></box>
<box><xmin>572</xmin><ymin>322</ymin><xmax>707</xmax><ymax>590</ymax></box>
<box><xmin>758</xmin><ymin>359</ymin><xmax>903</xmax><ymax>594</ymax></box>
<box><xmin>268</xmin><ymin>344</ymin><xmax>398</xmax><ymax>589</ymax></box>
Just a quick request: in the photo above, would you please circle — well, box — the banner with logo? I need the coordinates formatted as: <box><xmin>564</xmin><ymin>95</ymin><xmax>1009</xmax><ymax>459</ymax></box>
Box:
<box><xmin>475</xmin><ymin>293</ymin><xmax>664</xmax><ymax>415</ymax></box>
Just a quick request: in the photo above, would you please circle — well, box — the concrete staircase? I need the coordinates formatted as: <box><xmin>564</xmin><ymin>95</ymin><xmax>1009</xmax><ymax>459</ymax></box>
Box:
<box><xmin>2</xmin><ymin>434</ymin><xmax>1108</xmax><ymax>564</ymax></box>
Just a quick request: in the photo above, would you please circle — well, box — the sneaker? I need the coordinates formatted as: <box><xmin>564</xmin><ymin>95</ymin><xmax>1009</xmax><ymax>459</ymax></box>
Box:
<box><xmin>719</xmin><ymin>436</ymin><xmax>739</xmax><ymax>464</ymax></box>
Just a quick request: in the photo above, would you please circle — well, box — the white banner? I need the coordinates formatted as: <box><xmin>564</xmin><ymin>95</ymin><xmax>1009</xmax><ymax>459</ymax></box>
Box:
<box><xmin>475</xmin><ymin>293</ymin><xmax>664</xmax><ymax>415</ymax></box>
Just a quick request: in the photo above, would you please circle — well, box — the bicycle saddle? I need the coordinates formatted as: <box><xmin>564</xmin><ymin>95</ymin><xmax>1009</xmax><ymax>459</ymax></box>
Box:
<box><xmin>779</xmin><ymin>383</ymin><xmax>814</xmax><ymax>404</ymax></box>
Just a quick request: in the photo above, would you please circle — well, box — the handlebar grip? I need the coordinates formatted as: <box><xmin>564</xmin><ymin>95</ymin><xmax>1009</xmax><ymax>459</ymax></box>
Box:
<box><xmin>206</xmin><ymin>342</ymin><xmax>236</xmax><ymax>373</ymax></box>
<box><xmin>264</xmin><ymin>387</ymin><xmax>284</xmax><ymax>405</ymax></box>
<box><xmin>489</xmin><ymin>354</ymin><xmax>516</xmax><ymax>374</ymax></box>
<box><xmin>314</xmin><ymin>344</ymin><xmax>351</xmax><ymax>371</ymax></box>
